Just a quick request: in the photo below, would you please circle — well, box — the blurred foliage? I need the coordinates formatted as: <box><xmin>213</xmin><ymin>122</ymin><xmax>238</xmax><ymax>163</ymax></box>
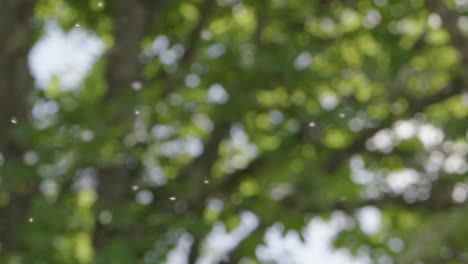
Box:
<box><xmin>1</xmin><ymin>0</ymin><xmax>468</xmax><ymax>263</ymax></box>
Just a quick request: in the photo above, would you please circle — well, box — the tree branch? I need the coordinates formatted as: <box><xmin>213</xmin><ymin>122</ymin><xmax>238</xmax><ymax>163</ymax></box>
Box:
<box><xmin>180</xmin><ymin>0</ymin><xmax>216</xmax><ymax>65</ymax></box>
<box><xmin>426</xmin><ymin>0</ymin><xmax>468</xmax><ymax>63</ymax></box>
<box><xmin>158</xmin><ymin>0</ymin><xmax>218</xmax><ymax>98</ymax></box>
<box><xmin>324</xmin><ymin>77</ymin><xmax>464</xmax><ymax>173</ymax></box>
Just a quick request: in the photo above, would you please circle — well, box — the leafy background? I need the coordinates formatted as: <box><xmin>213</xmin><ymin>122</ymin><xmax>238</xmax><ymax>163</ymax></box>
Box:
<box><xmin>0</xmin><ymin>0</ymin><xmax>467</xmax><ymax>263</ymax></box>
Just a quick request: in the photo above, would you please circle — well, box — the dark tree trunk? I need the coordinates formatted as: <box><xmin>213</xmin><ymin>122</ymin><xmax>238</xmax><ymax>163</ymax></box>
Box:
<box><xmin>0</xmin><ymin>0</ymin><xmax>38</xmax><ymax>254</ymax></box>
<box><xmin>0</xmin><ymin>0</ymin><xmax>37</xmax><ymax>144</ymax></box>
<box><xmin>92</xmin><ymin>0</ymin><xmax>162</xmax><ymax>251</ymax></box>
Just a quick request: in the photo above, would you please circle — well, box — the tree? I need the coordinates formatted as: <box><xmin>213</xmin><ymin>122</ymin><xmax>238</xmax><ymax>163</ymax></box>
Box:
<box><xmin>0</xmin><ymin>0</ymin><xmax>467</xmax><ymax>263</ymax></box>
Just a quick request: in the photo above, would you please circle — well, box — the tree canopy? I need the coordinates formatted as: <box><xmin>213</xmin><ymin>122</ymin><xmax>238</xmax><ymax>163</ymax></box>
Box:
<box><xmin>1</xmin><ymin>0</ymin><xmax>467</xmax><ymax>263</ymax></box>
